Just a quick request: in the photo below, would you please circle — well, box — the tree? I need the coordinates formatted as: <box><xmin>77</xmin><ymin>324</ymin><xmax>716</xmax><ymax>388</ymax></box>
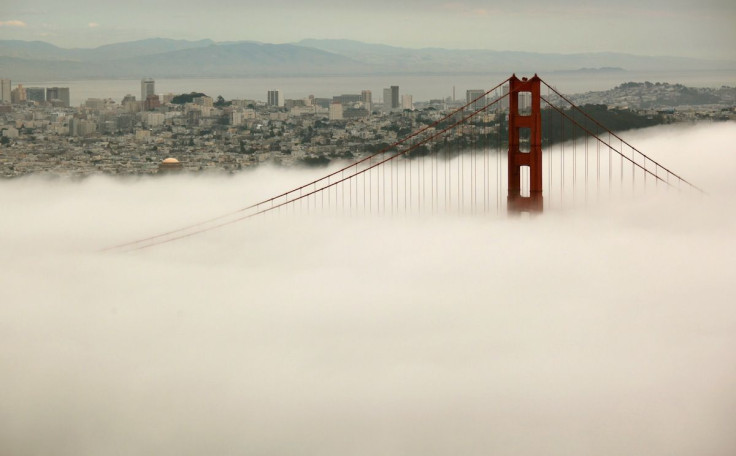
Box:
<box><xmin>214</xmin><ymin>95</ymin><xmax>231</xmax><ymax>107</ymax></box>
<box><xmin>171</xmin><ymin>92</ymin><xmax>207</xmax><ymax>104</ymax></box>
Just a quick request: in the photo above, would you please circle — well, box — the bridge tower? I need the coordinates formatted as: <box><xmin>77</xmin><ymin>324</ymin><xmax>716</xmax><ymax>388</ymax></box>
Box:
<box><xmin>507</xmin><ymin>74</ymin><xmax>543</xmax><ymax>213</ymax></box>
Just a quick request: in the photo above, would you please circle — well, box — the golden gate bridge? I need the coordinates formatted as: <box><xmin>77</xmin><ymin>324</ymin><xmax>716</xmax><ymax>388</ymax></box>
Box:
<box><xmin>105</xmin><ymin>75</ymin><xmax>703</xmax><ymax>252</ymax></box>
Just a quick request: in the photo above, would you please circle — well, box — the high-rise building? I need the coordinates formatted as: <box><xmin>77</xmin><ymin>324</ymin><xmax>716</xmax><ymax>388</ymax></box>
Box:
<box><xmin>267</xmin><ymin>90</ymin><xmax>283</xmax><ymax>107</ymax></box>
<box><xmin>500</xmin><ymin>84</ymin><xmax>510</xmax><ymax>112</ymax></box>
<box><xmin>466</xmin><ymin>89</ymin><xmax>486</xmax><ymax>111</ymax></box>
<box><xmin>383</xmin><ymin>86</ymin><xmax>399</xmax><ymax>111</ymax></box>
<box><xmin>26</xmin><ymin>87</ymin><xmax>46</xmax><ymax>103</ymax></box>
<box><xmin>361</xmin><ymin>90</ymin><xmax>372</xmax><ymax>112</ymax></box>
<box><xmin>401</xmin><ymin>94</ymin><xmax>413</xmax><ymax>110</ymax></box>
<box><xmin>0</xmin><ymin>79</ymin><xmax>10</xmax><ymax>103</ymax></box>
<box><xmin>11</xmin><ymin>85</ymin><xmax>27</xmax><ymax>104</ymax></box>
<box><xmin>46</xmin><ymin>87</ymin><xmax>70</xmax><ymax>107</ymax></box>
<box><xmin>141</xmin><ymin>78</ymin><xmax>155</xmax><ymax>101</ymax></box>
<box><xmin>328</xmin><ymin>102</ymin><xmax>343</xmax><ymax>121</ymax></box>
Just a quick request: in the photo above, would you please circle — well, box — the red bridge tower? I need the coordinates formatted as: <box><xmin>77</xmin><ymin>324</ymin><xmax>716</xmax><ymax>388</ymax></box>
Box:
<box><xmin>507</xmin><ymin>74</ymin><xmax>543</xmax><ymax>213</ymax></box>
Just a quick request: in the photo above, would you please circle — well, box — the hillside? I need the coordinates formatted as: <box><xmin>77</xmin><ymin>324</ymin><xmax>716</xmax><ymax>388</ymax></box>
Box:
<box><xmin>0</xmin><ymin>38</ymin><xmax>734</xmax><ymax>81</ymax></box>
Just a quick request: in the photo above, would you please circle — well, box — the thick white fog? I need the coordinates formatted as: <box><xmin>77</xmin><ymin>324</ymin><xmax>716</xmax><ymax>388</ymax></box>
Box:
<box><xmin>1</xmin><ymin>123</ymin><xmax>735</xmax><ymax>455</ymax></box>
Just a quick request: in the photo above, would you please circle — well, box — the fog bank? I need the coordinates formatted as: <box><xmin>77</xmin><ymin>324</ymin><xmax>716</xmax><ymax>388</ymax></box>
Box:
<box><xmin>1</xmin><ymin>123</ymin><xmax>735</xmax><ymax>455</ymax></box>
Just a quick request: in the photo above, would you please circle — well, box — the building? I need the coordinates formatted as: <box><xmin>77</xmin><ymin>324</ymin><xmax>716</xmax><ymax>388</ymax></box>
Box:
<box><xmin>134</xmin><ymin>129</ymin><xmax>151</xmax><ymax>141</ymax></box>
<box><xmin>121</xmin><ymin>94</ymin><xmax>141</xmax><ymax>113</ymax></box>
<box><xmin>68</xmin><ymin>117</ymin><xmax>96</xmax><ymax>136</ymax></box>
<box><xmin>383</xmin><ymin>86</ymin><xmax>399</xmax><ymax>111</ymax></box>
<box><xmin>46</xmin><ymin>87</ymin><xmax>70</xmax><ymax>107</ymax></box>
<box><xmin>0</xmin><ymin>79</ymin><xmax>10</xmax><ymax>103</ymax></box>
<box><xmin>312</xmin><ymin>97</ymin><xmax>331</xmax><ymax>109</ymax></box>
<box><xmin>159</xmin><ymin>157</ymin><xmax>183</xmax><ymax>173</ymax></box>
<box><xmin>84</xmin><ymin>98</ymin><xmax>106</xmax><ymax>109</ymax></box>
<box><xmin>328</xmin><ymin>102</ymin><xmax>343</xmax><ymax>121</ymax></box>
<box><xmin>333</xmin><ymin>94</ymin><xmax>361</xmax><ymax>106</ymax></box>
<box><xmin>267</xmin><ymin>90</ymin><xmax>283</xmax><ymax>107</ymax></box>
<box><xmin>11</xmin><ymin>85</ymin><xmax>26</xmax><ymax>104</ymax></box>
<box><xmin>116</xmin><ymin>114</ymin><xmax>136</xmax><ymax>132</ymax></box>
<box><xmin>401</xmin><ymin>94</ymin><xmax>413</xmax><ymax>110</ymax></box>
<box><xmin>500</xmin><ymin>84</ymin><xmax>510</xmax><ymax>112</ymax></box>
<box><xmin>361</xmin><ymin>90</ymin><xmax>372</xmax><ymax>112</ymax></box>
<box><xmin>141</xmin><ymin>78</ymin><xmax>155</xmax><ymax>101</ymax></box>
<box><xmin>144</xmin><ymin>94</ymin><xmax>161</xmax><ymax>111</ymax></box>
<box><xmin>2</xmin><ymin>126</ymin><xmax>19</xmax><ymax>138</ymax></box>
<box><xmin>78</xmin><ymin>120</ymin><xmax>97</xmax><ymax>136</ymax></box>
<box><xmin>26</xmin><ymin>87</ymin><xmax>46</xmax><ymax>103</ymax></box>
<box><xmin>68</xmin><ymin>117</ymin><xmax>80</xmax><ymax>136</ymax></box>
<box><xmin>193</xmin><ymin>96</ymin><xmax>213</xmax><ymax>107</ymax></box>
<box><xmin>230</xmin><ymin>110</ymin><xmax>243</xmax><ymax>126</ymax></box>
<box><xmin>143</xmin><ymin>112</ymin><xmax>166</xmax><ymax>127</ymax></box>
<box><xmin>466</xmin><ymin>89</ymin><xmax>486</xmax><ymax>111</ymax></box>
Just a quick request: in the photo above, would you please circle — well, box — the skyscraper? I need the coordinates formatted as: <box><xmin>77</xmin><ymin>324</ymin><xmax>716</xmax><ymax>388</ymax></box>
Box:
<box><xmin>466</xmin><ymin>89</ymin><xmax>486</xmax><ymax>111</ymax></box>
<box><xmin>46</xmin><ymin>87</ymin><xmax>70</xmax><ymax>107</ymax></box>
<box><xmin>267</xmin><ymin>90</ymin><xmax>283</xmax><ymax>107</ymax></box>
<box><xmin>141</xmin><ymin>78</ymin><xmax>155</xmax><ymax>101</ymax></box>
<box><xmin>500</xmin><ymin>84</ymin><xmax>510</xmax><ymax>112</ymax></box>
<box><xmin>401</xmin><ymin>94</ymin><xmax>413</xmax><ymax>110</ymax></box>
<box><xmin>383</xmin><ymin>88</ymin><xmax>392</xmax><ymax>111</ymax></box>
<box><xmin>382</xmin><ymin>86</ymin><xmax>399</xmax><ymax>111</ymax></box>
<box><xmin>11</xmin><ymin>85</ymin><xmax>26</xmax><ymax>104</ymax></box>
<box><xmin>0</xmin><ymin>79</ymin><xmax>10</xmax><ymax>103</ymax></box>
<box><xmin>26</xmin><ymin>87</ymin><xmax>46</xmax><ymax>103</ymax></box>
<box><xmin>361</xmin><ymin>90</ymin><xmax>372</xmax><ymax>112</ymax></box>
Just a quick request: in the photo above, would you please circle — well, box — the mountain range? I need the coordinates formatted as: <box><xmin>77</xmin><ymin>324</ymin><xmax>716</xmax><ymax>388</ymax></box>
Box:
<box><xmin>0</xmin><ymin>38</ymin><xmax>733</xmax><ymax>81</ymax></box>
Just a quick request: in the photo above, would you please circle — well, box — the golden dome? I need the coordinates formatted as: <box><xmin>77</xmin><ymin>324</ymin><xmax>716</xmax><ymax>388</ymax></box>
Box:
<box><xmin>162</xmin><ymin>157</ymin><xmax>179</xmax><ymax>164</ymax></box>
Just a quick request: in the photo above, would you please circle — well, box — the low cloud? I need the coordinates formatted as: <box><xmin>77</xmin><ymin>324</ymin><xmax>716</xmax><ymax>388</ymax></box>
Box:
<box><xmin>0</xmin><ymin>123</ymin><xmax>734</xmax><ymax>455</ymax></box>
<box><xmin>0</xmin><ymin>20</ymin><xmax>27</xmax><ymax>27</ymax></box>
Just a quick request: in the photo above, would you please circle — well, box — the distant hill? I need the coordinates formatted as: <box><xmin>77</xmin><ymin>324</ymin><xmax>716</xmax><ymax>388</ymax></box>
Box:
<box><xmin>0</xmin><ymin>37</ymin><xmax>734</xmax><ymax>81</ymax></box>
<box><xmin>0</xmin><ymin>38</ymin><xmax>214</xmax><ymax>62</ymax></box>
<box><xmin>114</xmin><ymin>42</ymin><xmax>370</xmax><ymax>77</ymax></box>
<box><xmin>76</xmin><ymin>38</ymin><xmax>215</xmax><ymax>61</ymax></box>
<box><xmin>0</xmin><ymin>40</ymin><xmax>69</xmax><ymax>61</ymax></box>
<box><xmin>0</xmin><ymin>41</ymin><xmax>369</xmax><ymax>80</ymax></box>
<box><xmin>297</xmin><ymin>39</ymin><xmax>735</xmax><ymax>73</ymax></box>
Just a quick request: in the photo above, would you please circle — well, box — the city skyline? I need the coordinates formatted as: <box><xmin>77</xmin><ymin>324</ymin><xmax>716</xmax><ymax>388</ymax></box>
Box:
<box><xmin>1</xmin><ymin>0</ymin><xmax>735</xmax><ymax>60</ymax></box>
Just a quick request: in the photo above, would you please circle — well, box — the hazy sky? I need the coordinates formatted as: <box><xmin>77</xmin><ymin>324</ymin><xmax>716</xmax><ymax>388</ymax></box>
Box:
<box><xmin>1</xmin><ymin>0</ymin><xmax>735</xmax><ymax>59</ymax></box>
<box><xmin>1</xmin><ymin>123</ymin><xmax>735</xmax><ymax>455</ymax></box>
